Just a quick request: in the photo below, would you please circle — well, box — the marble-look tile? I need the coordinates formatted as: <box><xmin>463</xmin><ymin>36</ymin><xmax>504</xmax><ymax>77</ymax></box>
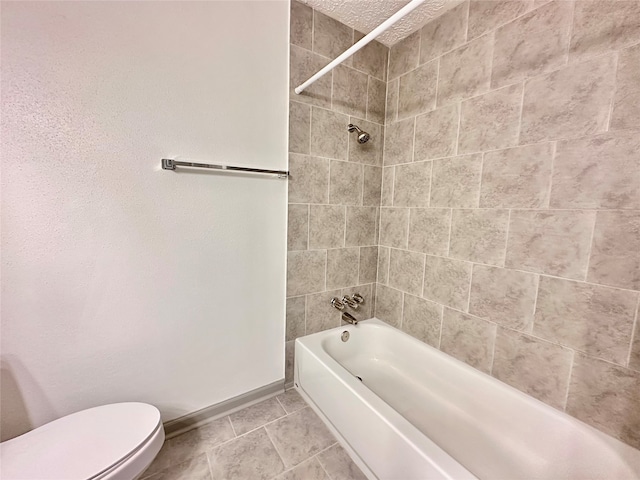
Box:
<box><xmin>389</xmin><ymin>248</ymin><xmax>425</xmax><ymax>296</ymax></box>
<box><xmin>290</xmin><ymin>45</ymin><xmax>331</xmax><ymax>108</ymax></box>
<box><xmin>374</xmin><ymin>284</ymin><xmax>403</xmax><ymax>328</ymax></box>
<box><xmin>480</xmin><ymin>143</ymin><xmax>552</xmax><ymax>208</ymax></box>
<box><xmin>505</xmin><ymin>210</ymin><xmax>595</xmax><ymax>280</ymax></box>
<box><xmin>209</xmin><ymin>428</ymin><xmax>284</xmax><ymax>480</ymax></box>
<box><xmin>588</xmin><ymin>211</ymin><xmax>640</xmax><ymax>291</ymax></box>
<box><xmin>393</xmin><ymin>161</ymin><xmax>431</xmax><ymax>207</ymax></box>
<box><xmin>383</xmin><ymin>118</ymin><xmax>415</xmax><ymax>166</ymax></box>
<box><xmin>359</xmin><ymin>246</ymin><xmax>378</xmax><ymax>284</ymax></box>
<box><xmin>440</xmin><ymin>308</ymin><xmax>496</xmax><ymax>373</ymax></box>
<box><xmin>430</xmin><ymin>155</ymin><xmax>482</xmax><ymax>208</ymax></box>
<box><xmin>345</xmin><ymin>207</ymin><xmax>377</xmax><ymax>246</ymax></box>
<box><xmin>379</xmin><ymin>207</ymin><xmax>409</xmax><ymax>248</ymax></box>
<box><xmin>458</xmin><ymin>83</ymin><xmax>522</xmax><ymax>154</ymax></box>
<box><xmin>423</xmin><ymin>255</ymin><xmax>473</xmax><ymax>311</ymax></box>
<box><xmin>313</xmin><ymin>11</ymin><xmax>352</xmax><ymax>61</ymax></box>
<box><xmin>276</xmin><ymin>457</ymin><xmax>329</xmax><ymax>480</ymax></box>
<box><xmin>287</xmin><ymin>250</ymin><xmax>326</xmax><ymax>297</ymax></box>
<box><xmin>353</xmin><ymin>32</ymin><xmax>388</xmax><ymax>81</ymax></box>
<box><xmin>276</xmin><ymin>389</ymin><xmax>308</xmax><ymax>415</ymax></box>
<box><xmin>377</xmin><ymin>246</ymin><xmax>390</xmax><ymax>284</ymax></box>
<box><xmin>437</xmin><ymin>33</ymin><xmax>493</xmax><ymax>106</ymax></box>
<box><xmin>288</xmin><ymin>154</ymin><xmax>329</xmax><ymax>204</ymax></box>
<box><xmin>550</xmin><ymin>130</ymin><xmax>640</xmax><ymax>209</ymax></box>
<box><xmin>408</xmin><ymin>208</ymin><xmax>451</xmax><ymax>256</ymax></box>
<box><xmin>389</xmin><ymin>31</ymin><xmax>420</xmax><ymax>80</ymax></box>
<box><xmin>146</xmin><ymin>454</ymin><xmax>211</xmax><ymax>480</ymax></box>
<box><xmin>380</xmin><ymin>167</ymin><xmax>394</xmax><ymax>207</ymax></box>
<box><xmin>566</xmin><ymin>353</ymin><xmax>640</xmax><ymax>449</ymax></box>
<box><xmin>308</xmin><ymin>205</ymin><xmax>345</xmax><ymax>250</ymax></box>
<box><xmin>398</xmin><ymin>60</ymin><xmax>438</xmax><ymax>119</ymax></box>
<box><xmin>288</xmin><ymin>204</ymin><xmax>308</xmax><ymax>251</ymax></box>
<box><xmin>534</xmin><ymin>276</ymin><xmax>638</xmax><ymax>365</ymax></box>
<box><xmin>449</xmin><ymin>209</ymin><xmax>509</xmax><ymax>266</ymax></box>
<box><xmin>569</xmin><ymin>0</ymin><xmax>640</xmax><ymax>62</ymax></box>
<box><xmin>265</xmin><ymin>407</ymin><xmax>336</xmax><ymax>469</ymax></box>
<box><xmin>290</xmin><ymin>1</ymin><xmax>312</xmax><ymax>50</ymax></box>
<box><xmin>310</xmin><ymin>108</ymin><xmax>348</xmax><ymax>160</ymax></box>
<box><xmin>520</xmin><ymin>55</ymin><xmax>616</xmax><ymax>144</ymax></box>
<box><xmin>332</xmin><ymin>66</ymin><xmax>367</xmax><ymax>118</ymax></box>
<box><xmin>289</xmin><ymin>101</ymin><xmax>310</xmax><ymax>154</ymax></box>
<box><xmin>492</xmin><ymin>328</ymin><xmax>572</xmax><ymax>408</ymax></box>
<box><xmin>348</xmin><ymin>118</ymin><xmax>382</xmax><ymax>166</ymax></box>
<box><xmin>285</xmin><ymin>341</ymin><xmax>294</xmax><ymax>384</ymax></box>
<box><xmin>469</xmin><ymin>265</ymin><xmax>537</xmax><ymax>331</ymax></box>
<box><xmin>420</xmin><ymin>1</ymin><xmax>469</xmax><ymax>64</ymax></box>
<box><xmin>286</xmin><ymin>296</ymin><xmax>306</xmax><ymax>342</ymax></box>
<box><xmin>326</xmin><ymin>247</ymin><xmax>359</xmax><ymax>290</ymax></box>
<box><xmin>414</xmin><ymin>103</ymin><xmax>460</xmax><ymax>161</ymax></box>
<box><xmin>630</xmin><ymin>312</ymin><xmax>640</xmax><ymax>371</ymax></box>
<box><xmin>386</xmin><ymin>78</ymin><xmax>399</xmax><ymax>125</ymax></box>
<box><xmin>367</xmin><ymin>77</ymin><xmax>387</xmax><ymax>125</ymax></box>
<box><xmin>491</xmin><ymin>1</ymin><xmax>572</xmax><ymax>89</ymax></box>
<box><xmin>611</xmin><ymin>43</ymin><xmax>640</xmax><ymax>130</ymax></box>
<box><xmin>329</xmin><ymin>161</ymin><xmax>363</xmax><ymax>206</ymax></box>
<box><xmin>316</xmin><ymin>444</ymin><xmax>367</xmax><ymax>480</ymax></box>
<box><xmin>468</xmin><ymin>0</ymin><xmax>532</xmax><ymax>40</ymax></box>
<box><xmin>229</xmin><ymin>398</ymin><xmax>286</xmax><ymax>436</ymax></box>
<box><xmin>402</xmin><ymin>294</ymin><xmax>442</xmax><ymax>347</ymax></box>
<box><xmin>363</xmin><ymin>166</ymin><xmax>382</xmax><ymax>207</ymax></box>
<box><xmin>305</xmin><ymin>289</ymin><xmax>341</xmax><ymax>334</ymax></box>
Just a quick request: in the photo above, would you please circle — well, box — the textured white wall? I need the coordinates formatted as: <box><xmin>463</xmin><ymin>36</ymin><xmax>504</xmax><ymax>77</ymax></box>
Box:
<box><xmin>0</xmin><ymin>1</ymin><xmax>289</xmax><ymax>439</ymax></box>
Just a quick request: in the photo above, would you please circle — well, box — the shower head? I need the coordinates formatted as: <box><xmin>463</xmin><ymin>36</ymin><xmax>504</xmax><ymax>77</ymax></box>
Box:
<box><xmin>347</xmin><ymin>123</ymin><xmax>370</xmax><ymax>144</ymax></box>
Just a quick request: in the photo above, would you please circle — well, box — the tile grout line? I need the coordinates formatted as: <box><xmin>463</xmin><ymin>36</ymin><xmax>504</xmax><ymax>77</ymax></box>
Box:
<box><xmin>529</xmin><ymin>274</ymin><xmax>541</xmax><ymax>335</ymax></box>
<box><xmin>502</xmin><ymin>209</ymin><xmax>512</xmax><ymax>267</ymax></box>
<box><xmin>227</xmin><ymin>415</ymin><xmax>238</xmax><ymax>438</ymax></box>
<box><xmin>562</xmin><ymin>350</ymin><xmax>576</xmax><ymax>412</ymax></box>
<box><xmin>466</xmin><ymin>263</ymin><xmax>474</xmax><ymax>313</ymax></box>
<box><xmin>546</xmin><ymin>141</ymin><xmax>557</xmax><ymax>208</ymax></box>
<box><xmin>605</xmin><ymin>51</ymin><xmax>619</xmax><ymax>132</ymax></box>
<box><xmin>583</xmin><ymin>210</ymin><xmax>598</xmax><ymax>282</ymax></box>
<box><xmin>625</xmin><ymin>295</ymin><xmax>640</xmax><ymax>368</ymax></box>
<box><xmin>263</xmin><ymin>425</ymin><xmax>289</xmax><ymax>472</ymax></box>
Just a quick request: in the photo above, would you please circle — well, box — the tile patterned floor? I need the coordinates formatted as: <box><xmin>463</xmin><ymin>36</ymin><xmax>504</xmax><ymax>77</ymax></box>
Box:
<box><xmin>142</xmin><ymin>389</ymin><xmax>367</xmax><ymax>480</ymax></box>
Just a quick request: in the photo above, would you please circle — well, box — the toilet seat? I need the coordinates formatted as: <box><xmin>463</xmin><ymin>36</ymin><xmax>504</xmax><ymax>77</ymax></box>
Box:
<box><xmin>0</xmin><ymin>403</ymin><xmax>164</xmax><ymax>480</ymax></box>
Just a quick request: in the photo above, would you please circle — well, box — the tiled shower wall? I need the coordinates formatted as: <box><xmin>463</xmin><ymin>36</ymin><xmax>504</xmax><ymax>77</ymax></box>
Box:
<box><xmin>375</xmin><ymin>0</ymin><xmax>640</xmax><ymax>449</ymax></box>
<box><xmin>285</xmin><ymin>2</ymin><xmax>389</xmax><ymax>383</ymax></box>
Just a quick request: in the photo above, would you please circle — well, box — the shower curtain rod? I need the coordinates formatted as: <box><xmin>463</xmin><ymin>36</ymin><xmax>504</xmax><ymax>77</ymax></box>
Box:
<box><xmin>294</xmin><ymin>0</ymin><xmax>427</xmax><ymax>94</ymax></box>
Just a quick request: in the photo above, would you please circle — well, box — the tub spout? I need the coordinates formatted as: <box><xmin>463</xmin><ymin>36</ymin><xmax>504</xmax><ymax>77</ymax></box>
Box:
<box><xmin>342</xmin><ymin>311</ymin><xmax>358</xmax><ymax>325</ymax></box>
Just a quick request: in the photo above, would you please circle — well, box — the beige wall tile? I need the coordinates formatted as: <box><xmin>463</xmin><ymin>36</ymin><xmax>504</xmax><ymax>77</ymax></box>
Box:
<box><xmin>520</xmin><ymin>54</ymin><xmax>616</xmax><ymax>143</ymax></box>
<box><xmin>341</xmin><ymin>283</ymin><xmax>374</xmax><ymax>323</ymax></box>
<box><xmin>450</xmin><ymin>209</ymin><xmax>509</xmax><ymax>266</ymax></box>
<box><xmin>386</xmin><ymin>78</ymin><xmax>399</xmax><ymax>125</ymax></box>
<box><xmin>288</xmin><ymin>154</ymin><xmax>329</xmax><ymax>204</ymax></box>
<box><xmin>374</xmin><ymin>284</ymin><xmax>403</xmax><ymax>328</ymax></box>
<box><xmin>569</xmin><ymin>0</ymin><xmax>640</xmax><ymax>62</ymax></box>
<box><xmin>630</xmin><ymin>307</ymin><xmax>640</xmax><ymax>371</ymax></box>
<box><xmin>326</xmin><ymin>247</ymin><xmax>360</xmax><ymax>289</ymax></box>
<box><xmin>440</xmin><ymin>308</ymin><xmax>496</xmax><ymax>373</ymax></box>
<box><xmin>286</xmin><ymin>296</ymin><xmax>306</xmax><ymax>341</ymax></box>
<box><xmin>313</xmin><ymin>11</ymin><xmax>353</xmax><ymax>60</ymax></box>
<box><xmin>506</xmin><ymin>210</ymin><xmax>595</xmax><ymax>279</ymax></box>
<box><xmin>383</xmin><ymin>118</ymin><xmax>415</xmax><ymax>166</ymax></box>
<box><xmin>310</xmin><ymin>108</ymin><xmax>348</xmax><ymax>160</ymax></box>
<box><xmin>329</xmin><ymin>161</ymin><xmax>363</xmax><ymax>205</ymax></box>
<box><xmin>306</xmin><ymin>289</ymin><xmax>341</xmax><ymax>334</ymax></box>
<box><xmin>492</xmin><ymin>328</ymin><xmax>572</xmax><ymax>408</ymax></box>
<box><xmin>430</xmin><ymin>155</ymin><xmax>483</xmax><ymax>208</ymax></box>
<box><xmin>566</xmin><ymin>353</ymin><xmax>640</xmax><ymax>449</ymax></box>
<box><xmin>348</xmin><ymin>118</ymin><xmax>382</xmax><ymax>166</ymax></box>
<box><xmin>550</xmin><ymin>130</ymin><xmax>640</xmax><ymax>209</ymax></box>
<box><xmin>345</xmin><ymin>206</ymin><xmax>377</xmax><ymax>247</ymax></box>
<box><xmin>420</xmin><ymin>1</ymin><xmax>469</xmax><ymax>64</ymax></box>
<box><xmin>332</xmin><ymin>66</ymin><xmax>368</xmax><ymax>119</ymax></box>
<box><xmin>285</xmin><ymin>340</ymin><xmax>294</xmax><ymax>384</ymax></box>
<box><xmin>363</xmin><ymin>166</ymin><xmax>382</xmax><ymax>206</ymax></box>
<box><xmin>287</xmin><ymin>250</ymin><xmax>326</xmax><ymax>296</ymax></box>
<box><xmin>353</xmin><ymin>32</ymin><xmax>388</xmax><ymax>81</ymax></box>
<box><xmin>398</xmin><ymin>60</ymin><xmax>438</xmax><ymax>119</ymax></box>
<box><xmin>458</xmin><ymin>83</ymin><xmax>522</xmax><ymax>154</ymax></box>
<box><xmin>377</xmin><ymin>246</ymin><xmax>390</xmax><ymax>284</ymax></box>
<box><xmin>308</xmin><ymin>205</ymin><xmax>345</xmax><ymax>249</ymax></box>
<box><xmin>381</xmin><ymin>167</ymin><xmax>394</xmax><ymax>206</ymax></box>
<box><xmin>408</xmin><ymin>208</ymin><xmax>451</xmax><ymax>256</ymax></box>
<box><xmin>290</xmin><ymin>45</ymin><xmax>331</xmax><ymax>108</ymax></box>
<box><xmin>402</xmin><ymin>294</ymin><xmax>442</xmax><ymax>347</ymax></box>
<box><xmin>423</xmin><ymin>255</ymin><xmax>473</xmax><ymax>310</ymax></box>
<box><xmin>468</xmin><ymin>0</ymin><xmax>532</xmax><ymax>40</ymax></box>
<box><xmin>289</xmin><ymin>101</ymin><xmax>310</xmax><ymax>154</ymax></box>
<box><xmin>359</xmin><ymin>246</ymin><xmax>378</xmax><ymax>284</ymax></box>
<box><xmin>588</xmin><ymin>211</ymin><xmax>640</xmax><ymax>291</ymax></box>
<box><xmin>611</xmin><ymin>43</ymin><xmax>640</xmax><ymax>130</ymax></box>
<box><xmin>480</xmin><ymin>143</ymin><xmax>553</xmax><ymax>208</ymax></box>
<box><xmin>534</xmin><ymin>276</ymin><xmax>638</xmax><ymax>365</ymax></box>
<box><xmin>414</xmin><ymin>103</ymin><xmax>460</xmax><ymax>161</ymax></box>
<box><xmin>389</xmin><ymin>31</ymin><xmax>420</xmax><ymax>80</ymax></box>
<box><xmin>288</xmin><ymin>204</ymin><xmax>309</xmax><ymax>251</ymax></box>
<box><xmin>389</xmin><ymin>248</ymin><xmax>426</xmax><ymax>296</ymax></box>
<box><xmin>491</xmin><ymin>1</ymin><xmax>572</xmax><ymax>89</ymax></box>
<box><xmin>469</xmin><ymin>265</ymin><xmax>538</xmax><ymax>331</ymax></box>
<box><xmin>367</xmin><ymin>77</ymin><xmax>387</xmax><ymax>125</ymax></box>
<box><xmin>437</xmin><ymin>33</ymin><xmax>493</xmax><ymax>106</ymax></box>
<box><xmin>393</xmin><ymin>161</ymin><xmax>431</xmax><ymax>207</ymax></box>
<box><xmin>290</xmin><ymin>1</ymin><xmax>312</xmax><ymax>49</ymax></box>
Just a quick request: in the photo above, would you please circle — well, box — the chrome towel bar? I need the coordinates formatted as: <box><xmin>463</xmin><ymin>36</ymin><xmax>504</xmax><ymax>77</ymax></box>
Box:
<box><xmin>161</xmin><ymin>159</ymin><xmax>289</xmax><ymax>178</ymax></box>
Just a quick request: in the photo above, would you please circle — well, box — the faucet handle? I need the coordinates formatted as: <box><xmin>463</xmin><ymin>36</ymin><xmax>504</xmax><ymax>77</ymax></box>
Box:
<box><xmin>352</xmin><ymin>293</ymin><xmax>364</xmax><ymax>304</ymax></box>
<box><xmin>331</xmin><ymin>297</ymin><xmax>345</xmax><ymax>310</ymax></box>
<box><xmin>342</xmin><ymin>295</ymin><xmax>359</xmax><ymax>310</ymax></box>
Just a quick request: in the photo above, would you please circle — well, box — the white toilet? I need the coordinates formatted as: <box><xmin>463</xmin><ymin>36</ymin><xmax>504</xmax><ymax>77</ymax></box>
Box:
<box><xmin>0</xmin><ymin>402</ymin><xmax>164</xmax><ymax>480</ymax></box>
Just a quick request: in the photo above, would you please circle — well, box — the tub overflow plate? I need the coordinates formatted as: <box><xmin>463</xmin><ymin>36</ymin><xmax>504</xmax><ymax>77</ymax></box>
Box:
<box><xmin>341</xmin><ymin>331</ymin><xmax>350</xmax><ymax>342</ymax></box>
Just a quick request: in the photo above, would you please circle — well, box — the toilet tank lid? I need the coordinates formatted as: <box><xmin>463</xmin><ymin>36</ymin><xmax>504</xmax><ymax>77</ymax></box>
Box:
<box><xmin>0</xmin><ymin>402</ymin><xmax>162</xmax><ymax>480</ymax></box>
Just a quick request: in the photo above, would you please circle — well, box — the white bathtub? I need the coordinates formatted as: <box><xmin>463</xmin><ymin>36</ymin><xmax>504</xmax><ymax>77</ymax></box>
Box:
<box><xmin>294</xmin><ymin>318</ymin><xmax>640</xmax><ymax>480</ymax></box>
